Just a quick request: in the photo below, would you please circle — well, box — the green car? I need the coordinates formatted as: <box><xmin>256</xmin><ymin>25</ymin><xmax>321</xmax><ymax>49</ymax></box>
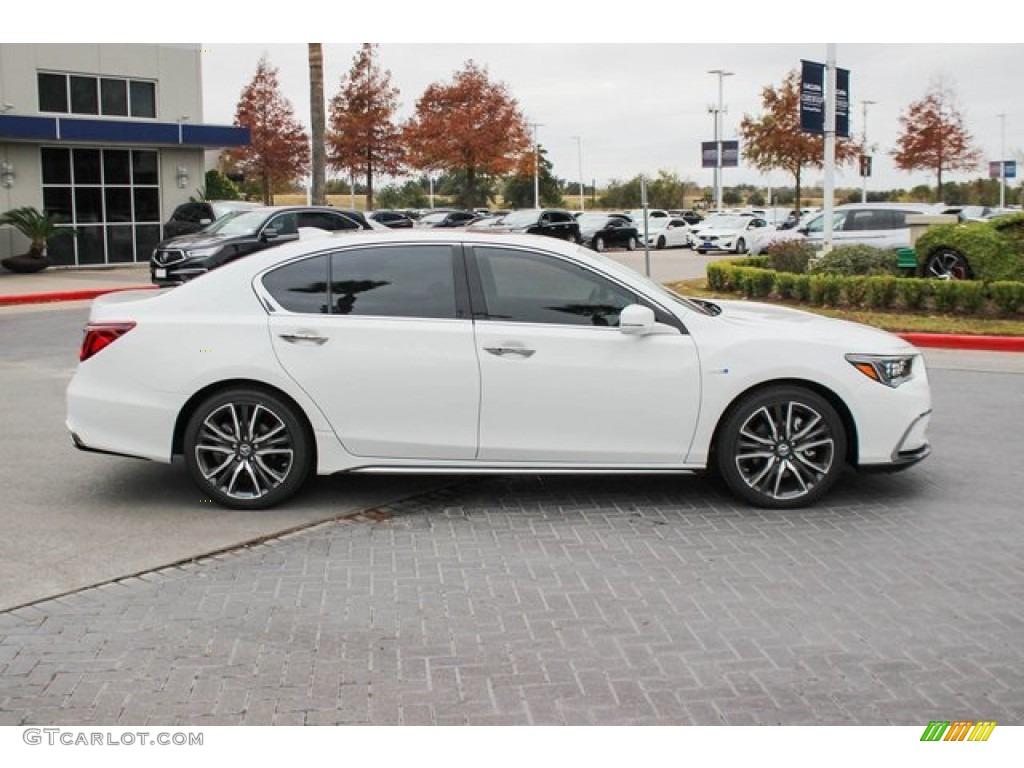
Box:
<box><xmin>913</xmin><ymin>212</ymin><xmax>1024</xmax><ymax>281</ymax></box>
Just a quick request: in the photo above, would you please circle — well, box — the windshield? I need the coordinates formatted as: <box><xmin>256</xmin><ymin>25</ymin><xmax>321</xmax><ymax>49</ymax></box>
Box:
<box><xmin>204</xmin><ymin>209</ymin><xmax>272</xmax><ymax>236</ymax></box>
<box><xmin>419</xmin><ymin>212</ymin><xmax>449</xmax><ymax>225</ymax></box>
<box><xmin>577</xmin><ymin>213</ymin><xmax>611</xmax><ymax>227</ymax></box>
<box><xmin>578</xmin><ymin>247</ymin><xmax>716</xmax><ymax>317</ymax></box>
<box><xmin>704</xmin><ymin>216</ymin><xmax>748</xmax><ymax>230</ymax></box>
<box><xmin>501</xmin><ymin>210</ymin><xmax>541</xmax><ymax>227</ymax></box>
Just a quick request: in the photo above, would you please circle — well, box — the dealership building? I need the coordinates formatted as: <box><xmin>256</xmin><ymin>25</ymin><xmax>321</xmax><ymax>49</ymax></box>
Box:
<box><xmin>0</xmin><ymin>43</ymin><xmax>249</xmax><ymax>267</ymax></box>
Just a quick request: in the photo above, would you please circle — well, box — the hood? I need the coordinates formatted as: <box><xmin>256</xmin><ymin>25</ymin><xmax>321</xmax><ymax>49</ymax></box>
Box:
<box><xmin>157</xmin><ymin>231</ymin><xmax>244</xmax><ymax>249</ymax></box>
<box><xmin>713</xmin><ymin>299</ymin><xmax>917</xmax><ymax>353</ymax></box>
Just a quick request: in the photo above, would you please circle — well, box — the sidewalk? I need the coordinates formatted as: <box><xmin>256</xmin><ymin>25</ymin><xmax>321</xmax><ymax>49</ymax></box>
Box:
<box><xmin>1</xmin><ymin>263</ymin><xmax>1022</xmax><ymax>351</ymax></box>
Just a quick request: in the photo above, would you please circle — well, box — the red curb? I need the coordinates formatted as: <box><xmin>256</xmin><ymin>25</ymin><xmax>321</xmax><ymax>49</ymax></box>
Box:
<box><xmin>899</xmin><ymin>333</ymin><xmax>1024</xmax><ymax>352</ymax></box>
<box><xmin>0</xmin><ymin>285</ymin><xmax>157</xmax><ymax>307</ymax></box>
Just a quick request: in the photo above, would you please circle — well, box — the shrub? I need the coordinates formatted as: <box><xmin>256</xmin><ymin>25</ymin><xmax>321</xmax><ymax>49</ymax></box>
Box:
<box><xmin>864</xmin><ymin>276</ymin><xmax>899</xmax><ymax>309</ymax></box>
<box><xmin>774</xmin><ymin>272</ymin><xmax>797</xmax><ymax>300</ymax></box>
<box><xmin>792</xmin><ymin>274</ymin><xmax>812</xmax><ymax>302</ymax></box>
<box><xmin>841</xmin><ymin>276</ymin><xmax>868</xmax><ymax>307</ymax></box>
<box><xmin>897</xmin><ymin>279</ymin><xmax>930</xmax><ymax>310</ymax></box>
<box><xmin>931</xmin><ymin>280</ymin><xmax>960</xmax><ymax>313</ymax></box>
<box><xmin>807</xmin><ymin>244</ymin><xmax>900</xmax><ymax>276</ymax></box>
<box><xmin>915</xmin><ymin>213</ymin><xmax>1024</xmax><ymax>282</ymax></box>
<box><xmin>765</xmin><ymin>240</ymin><xmax>815</xmax><ymax>274</ymax></box>
<box><xmin>989</xmin><ymin>281</ymin><xmax>1024</xmax><ymax>314</ymax></box>
<box><xmin>737</xmin><ymin>267</ymin><xmax>775</xmax><ymax>298</ymax></box>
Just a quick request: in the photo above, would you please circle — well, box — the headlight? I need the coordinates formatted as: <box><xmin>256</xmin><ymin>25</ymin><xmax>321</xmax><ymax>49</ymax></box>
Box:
<box><xmin>845</xmin><ymin>353</ymin><xmax>916</xmax><ymax>388</ymax></box>
<box><xmin>186</xmin><ymin>246</ymin><xmax>222</xmax><ymax>259</ymax></box>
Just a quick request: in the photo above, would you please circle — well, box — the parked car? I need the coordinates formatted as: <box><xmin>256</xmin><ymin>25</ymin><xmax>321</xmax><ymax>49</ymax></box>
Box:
<box><xmin>417</xmin><ymin>210</ymin><xmax>480</xmax><ymax>228</ymax></box>
<box><xmin>687</xmin><ymin>211</ymin><xmax>759</xmax><ymax>248</ymax></box>
<box><xmin>69</xmin><ymin>230</ymin><xmax>932</xmax><ymax>511</ymax></box>
<box><xmin>369</xmin><ymin>210</ymin><xmax>415</xmax><ymax>229</ymax></box>
<box><xmin>692</xmin><ymin>215</ymin><xmax>770</xmax><ymax>254</ymax></box>
<box><xmin>163</xmin><ymin>200</ymin><xmax>263</xmax><ymax>239</ymax></box>
<box><xmin>150</xmin><ymin>206</ymin><xmax>375</xmax><ymax>286</ymax></box>
<box><xmin>490</xmin><ymin>208</ymin><xmax>582</xmax><ymax>243</ymax></box>
<box><xmin>643</xmin><ymin>216</ymin><xmax>693</xmax><ymax>249</ymax></box>
<box><xmin>576</xmin><ymin>213</ymin><xmax>639</xmax><ymax>251</ymax></box>
<box><xmin>913</xmin><ymin>211</ymin><xmax>1024</xmax><ymax>281</ymax></box>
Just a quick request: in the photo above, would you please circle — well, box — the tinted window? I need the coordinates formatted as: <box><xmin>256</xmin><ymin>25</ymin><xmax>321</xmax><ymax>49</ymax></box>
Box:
<box><xmin>38</xmin><ymin>73</ymin><xmax>68</xmax><ymax>112</ymax></box>
<box><xmin>101</xmin><ymin>78</ymin><xmax>128</xmax><ymax>116</ymax></box>
<box><xmin>473</xmin><ymin>247</ymin><xmax>635</xmax><ymax>327</ymax></box>
<box><xmin>263</xmin><ymin>254</ymin><xmax>330</xmax><ymax>314</ymax></box>
<box><xmin>70</xmin><ymin>75</ymin><xmax>98</xmax><ymax>114</ymax></box>
<box><xmin>329</xmin><ymin>245</ymin><xmax>457</xmax><ymax>319</ymax></box>
<box><xmin>129</xmin><ymin>81</ymin><xmax>156</xmax><ymax>118</ymax></box>
<box><xmin>299</xmin><ymin>211</ymin><xmax>359</xmax><ymax>231</ymax></box>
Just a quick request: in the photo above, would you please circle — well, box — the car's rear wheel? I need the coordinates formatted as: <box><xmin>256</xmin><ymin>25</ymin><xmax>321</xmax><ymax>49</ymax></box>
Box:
<box><xmin>715</xmin><ymin>386</ymin><xmax>846</xmax><ymax>509</ymax></box>
<box><xmin>594</xmin><ymin>236</ymin><xmax>606</xmax><ymax>252</ymax></box>
<box><xmin>184</xmin><ymin>387</ymin><xmax>313</xmax><ymax>510</ymax></box>
<box><xmin>925</xmin><ymin>248</ymin><xmax>971</xmax><ymax>280</ymax></box>
<box><xmin>625</xmin><ymin>237</ymin><xmax>637</xmax><ymax>251</ymax></box>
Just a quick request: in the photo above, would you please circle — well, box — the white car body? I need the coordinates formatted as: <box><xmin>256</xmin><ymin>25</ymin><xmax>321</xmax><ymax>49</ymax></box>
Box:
<box><xmin>691</xmin><ymin>215</ymin><xmax>770</xmax><ymax>253</ymax></box>
<box><xmin>642</xmin><ymin>216</ymin><xmax>692</xmax><ymax>249</ymax></box>
<box><xmin>67</xmin><ymin>230</ymin><xmax>932</xmax><ymax>510</ymax></box>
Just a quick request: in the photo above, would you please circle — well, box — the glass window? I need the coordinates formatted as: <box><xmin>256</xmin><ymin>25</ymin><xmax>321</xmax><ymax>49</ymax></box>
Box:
<box><xmin>298</xmin><ymin>211</ymin><xmax>359</xmax><ymax>231</ymax></box>
<box><xmin>473</xmin><ymin>247</ymin><xmax>635</xmax><ymax>327</ymax></box>
<box><xmin>77</xmin><ymin>227</ymin><xmax>105</xmax><ymax>265</ymax></box>
<box><xmin>106</xmin><ymin>226</ymin><xmax>135</xmax><ymax>263</ymax></box>
<box><xmin>131</xmin><ymin>151</ymin><xmax>158</xmax><ymax>185</ymax></box>
<box><xmin>102</xmin><ymin>149</ymin><xmax>131</xmax><ymax>185</ymax></box>
<box><xmin>267</xmin><ymin>212</ymin><xmax>299</xmax><ymax>236</ymax></box>
<box><xmin>70</xmin><ymin>75</ymin><xmax>98</xmax><ymax>114</ymax></box>
<box><xmin>129</xmin><ymin>81</ymin><xmax>156</xmax><ymax>118</ymax></box>
<box><xmin>41</xmin><ymin>147</ymin><xmax>71</xmax><ymax>185</ymax></box>
<box><xmin>135</xmin><ymin>224</ymin><xmax>161</xmax><ymax>258</ymax></box>
<box><xmin>263</xmin><ymin>254</ymin><xmax>330</xmax><ymax>314</ymax></box>
<box><xmin>133</xmin><ymin>188</ymin><xmax>160</xmax><ymax>222</ymax></box>
<box><xmin>73</xmin><ymin>149</ymin><xmax>102</xmax><ymax>185</ymax></box>
<box><xmin>74</xmin><ymin>188</ymin><xmax>103</xmax><ymax>223</ymax></box>
<box><xmin>43</xmin><ymin>187</ymin><xmax>73</xmax><ymax>224</ymax></box>
<box><xmin>38</xmin><ymin>73</ymin><xmax>68</xmax><ymax>113</ymax></box>
<box><xmin>100</xmin><ymin>78</ymin><xmax>128</xmax><ymax>116</ymax></box>
<box><xmin>329</xmin><ymin>245</ymin><xmax>457</xmax><ymax>319</ymax></box>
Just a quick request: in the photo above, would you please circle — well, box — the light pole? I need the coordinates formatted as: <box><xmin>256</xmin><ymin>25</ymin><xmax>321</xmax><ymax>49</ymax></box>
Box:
<box><xmin>860</xmin><ymin>100</ymin><xmax>876</xmax><ymax>203</ymax></box>
<box><xmin>707</xmin><ymin>70</ymin><xmax>733</xmax><ymax>212</ymax></box>
<box><xmin>998</xmin><ymin>113</ymin><xmax>1007</xmax><ymax>209</ymax></box>
<box><xmin>572</xmin><ymin>135</ymin><xmax>584</xmax><ymax>212</ymax></box>
<box><xmin>529</xmin><ymin>122</ymin><xmax>543</xmax><ymax>208</ymax></box>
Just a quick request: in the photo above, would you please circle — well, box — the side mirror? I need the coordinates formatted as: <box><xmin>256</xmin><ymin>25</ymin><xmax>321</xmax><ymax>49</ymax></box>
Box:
<box><xmin>619</xmin><ymin>304</ymin><xmax>657</xmax><ymax>335</ymax></box>
<box><xmin>199</xmin><ymin>218</ymin><xmax>213</xmax><ymax>226</ymax></box>
<box><xmin>262</xmin><ymin>227</ymin><xmax>279</xmax><ymax>241</ymax></box>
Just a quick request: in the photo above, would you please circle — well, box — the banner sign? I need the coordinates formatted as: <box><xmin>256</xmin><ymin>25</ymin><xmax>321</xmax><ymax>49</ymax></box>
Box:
<box><xmin>801</xmin><ymin>60</ymin><xmax>850</xmax><ymax>136</ymax></box>
<box><xmin>990</xmin><ymin>160</ymin><xmax>1017</xmax><ymax>179</ymax></box>
<box><xmin>800</xmin><ymin>60</ymin><xmax>825</xmax><ymax>134</ymax></box>
<box><xmin>701</xmin><ymin>140</ymin><xmax>739</xmax><ymax>168</ymax></box>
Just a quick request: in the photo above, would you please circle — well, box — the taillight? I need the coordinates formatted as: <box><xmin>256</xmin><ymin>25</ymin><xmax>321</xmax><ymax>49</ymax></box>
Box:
<box><xmin>80</xmin><ymin>321</ymin><xmax>136</xmax><ymax>362</ymax></box>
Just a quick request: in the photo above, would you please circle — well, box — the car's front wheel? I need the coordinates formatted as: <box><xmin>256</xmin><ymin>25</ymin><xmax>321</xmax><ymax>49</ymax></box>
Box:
<box><xmin>593</xmin><ymin>236</ymin><xmax>606</xmax><ymax>252</ymax></box>
<box><xmin>925</xmin><ymin>248</ymin><xmax>971</xmax><ymax>280</ymax></box>
<box><xmin>625</xmin><ymin>237</ymin><xmax>637</xmax><ymax>251</ymax></box>
<box><xmin>183</xmin><ymin>387</ymin><xmax>313</xmax><ymax>510</ymax></box>
<box><xmin>735</xmin><ymin>238</ymin><xmax>747</xmax><ymax>254</ymax></box>
<box><xmin>656</xmin><ymin>236</ymin><xmax>666</xmax><ymax>250</ymax></box>
<box><xmin>715</xmin><ymin>386</ymin><xmax>846</xmax><ymax>509</ymax></box>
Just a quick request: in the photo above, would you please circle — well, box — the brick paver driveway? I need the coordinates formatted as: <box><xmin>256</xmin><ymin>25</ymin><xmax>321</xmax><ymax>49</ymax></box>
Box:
<box><xmin>1</xmin><ymin>364</ymin><xmax>1022</xmax><ymax>726</ymax></box>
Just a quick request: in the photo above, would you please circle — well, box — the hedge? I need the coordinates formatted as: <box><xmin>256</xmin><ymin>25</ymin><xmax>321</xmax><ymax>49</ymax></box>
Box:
<box><xmin>704</xmin><ymin>258</ymin><xmax>1024</xmax><ymax>316</ymax></box>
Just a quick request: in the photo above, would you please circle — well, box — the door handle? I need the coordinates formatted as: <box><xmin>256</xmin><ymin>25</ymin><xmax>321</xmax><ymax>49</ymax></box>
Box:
<box><xmin>279</xmin><ymin>332</ymin><xmax>328</xmax><ymax>345</ymax></box>
<box><xmin>484</xmin><ymin>346</ymin><xmax>535</xmax><ymax>358</ymax></box>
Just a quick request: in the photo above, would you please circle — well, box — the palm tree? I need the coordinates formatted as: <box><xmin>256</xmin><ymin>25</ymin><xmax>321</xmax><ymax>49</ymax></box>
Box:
<box><xmin>0</xmin><ymin>206</ymin><xmax>73</xmax><ymax>273</ymax></box>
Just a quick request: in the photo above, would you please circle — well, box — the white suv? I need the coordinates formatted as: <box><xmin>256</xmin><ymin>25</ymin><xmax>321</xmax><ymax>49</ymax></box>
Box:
<box><xmin>798</xmin><ymin>203</ymin><xmax>939</xmax><ymax>250</ymax></box>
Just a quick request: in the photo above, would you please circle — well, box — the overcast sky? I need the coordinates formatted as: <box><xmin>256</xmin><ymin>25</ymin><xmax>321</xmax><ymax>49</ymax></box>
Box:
<box><xmin>25</xmin><ymin>2</ymin><xmax>1021</xmax><ymax>198</ymax></box>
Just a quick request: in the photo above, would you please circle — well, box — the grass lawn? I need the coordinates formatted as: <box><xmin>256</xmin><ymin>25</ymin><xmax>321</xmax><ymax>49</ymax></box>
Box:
<box><xmin>665</xmin><ymin>278</ymin><xmax>1024</xmax><ymax>337</ymax></box>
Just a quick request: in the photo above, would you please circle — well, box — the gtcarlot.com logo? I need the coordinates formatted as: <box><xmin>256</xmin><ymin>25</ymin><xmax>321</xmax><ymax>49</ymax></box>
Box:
<box><xmin>920</xmin><ymin>721</ymin><xmax>996</xmax><ymax>742</ymax></box>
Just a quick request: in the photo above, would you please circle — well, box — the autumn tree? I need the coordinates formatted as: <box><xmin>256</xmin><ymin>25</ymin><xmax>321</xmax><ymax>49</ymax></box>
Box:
<box><xmin>403</xmin><ymin>60</ymin><xmax>532</xmax><ymax>209</ymax></box>
<box><xmin>308</xmin><ymin>44</ymin><xmax>326</xmax><ymax>206</ymax></box>
<box><xmin>327</xmin><ymin>44</ymin><xmax>405</xmax><ymax>211</ymax></box>
<box><xmin>891</xmin><ymin>83</ymin><xmax>982</xmax><ymax>201</ymax></box>
<box><xmin>738</xmin><ymin>69</ymin><xmax>860</xmax><ymax>212</ymax></box>
<box><xmin>228</xmin><ymin>55</ymin><xmax>310</xmax><ymax>204</ymax></box>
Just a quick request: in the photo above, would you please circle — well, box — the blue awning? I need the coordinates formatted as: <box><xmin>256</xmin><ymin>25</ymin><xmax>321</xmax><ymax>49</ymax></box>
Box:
<box><xmin>0</xmin><ymin>114</ymin><xmax>250</xmax><ymax>148</ymax></box>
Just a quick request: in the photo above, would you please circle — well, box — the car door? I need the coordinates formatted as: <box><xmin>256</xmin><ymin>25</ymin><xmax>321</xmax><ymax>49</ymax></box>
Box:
<box><xmin>467</xmin><ymin>244</ymin><xmax>701</xmax><ymax>464</ymax></box>
<box><xmin>264</xmin><ymin>243</ymin><xmax>480</xmax><ymax>460</ymax></box>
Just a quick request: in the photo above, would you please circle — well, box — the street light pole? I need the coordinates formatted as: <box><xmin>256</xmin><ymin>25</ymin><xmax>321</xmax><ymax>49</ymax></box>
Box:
<box><xmin>707</xmin><ymin>70</ymin><xmax>733</xmax><ymax>212</ymax></box>
<box><xmin>860</xmin><ymin>100</ymin><xmax>876</xmax><ymax>203</ymax></box>
<box><xmin>998</xmin><ymin>113</ymin><xmax>1007</xmax><ymax>209</ymax></box>
<box><xmin>572</xmin><ymin>135</ymin><xmax>584</xmax><ymax>212</ymax></box>
<box><xmin>529</xmin><ymin>122</ymin><xmax>543</xmax><ymax>208</ymax></box>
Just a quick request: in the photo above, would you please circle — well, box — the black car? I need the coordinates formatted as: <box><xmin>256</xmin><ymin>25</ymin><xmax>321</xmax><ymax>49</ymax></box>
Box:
<box><xmin>150</xmin><ymin>206</ymin><xmax>374</xmax><ymax>286</ymax></box>
<box><xmin>369</xmin><ymin>210</ymin><xmax>415</xmax><ymax>229</ymax></box>
<box><xmin>162</xmin><ymin>200</ymin><xmax>263</xmax><ymax>239</ymax></box>
<box><xmin>576</xmin><ymin>213</ymin><xmax>640</xmax><ymax>252</ymax></box>
<box><xmin>493</xmin><ymin>208</ymin><xmax>582</xmax><ymax>243</ymax></box>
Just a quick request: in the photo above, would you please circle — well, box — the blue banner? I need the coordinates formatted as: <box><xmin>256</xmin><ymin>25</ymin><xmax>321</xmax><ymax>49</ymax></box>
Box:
<box><xmin>836</xmin><ymin>67</ymin><xmax>850</xmax><ymax>138</ymax></box>
<box><xmin>800</xmin><ymin>60</ymin><xmax>825</xmax><ymax>134</ymax></box>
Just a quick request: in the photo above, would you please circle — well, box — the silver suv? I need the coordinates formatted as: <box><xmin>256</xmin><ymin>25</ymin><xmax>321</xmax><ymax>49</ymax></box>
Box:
<box><xmin>798</xmin><ymin>203</ymin><xmax>938</xmax><ymax>250</ymax></box>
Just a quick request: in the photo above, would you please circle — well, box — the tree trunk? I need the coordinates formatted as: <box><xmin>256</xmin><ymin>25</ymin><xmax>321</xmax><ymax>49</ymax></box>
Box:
<box><xmin>308</xmin><ymin>44</ymin><xmax>327</xmax><ymax>206</ymax></box>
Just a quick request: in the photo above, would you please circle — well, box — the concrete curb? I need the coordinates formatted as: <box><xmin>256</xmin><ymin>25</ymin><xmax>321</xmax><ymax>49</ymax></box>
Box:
<box><xmin>2</xmin><ymin>285</ymin><xmax>1023</xmax><ymax>353</ymax></box>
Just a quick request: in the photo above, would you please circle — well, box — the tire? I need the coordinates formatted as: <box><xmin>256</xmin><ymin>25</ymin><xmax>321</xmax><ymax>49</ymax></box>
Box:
<box><xmin>696</xmin><ymin>249</ymin><xmax>706</xmax><ymax>255</ymax></box>
<box><xmin>183</xmin><ymin>387</ymin><xmax>313</xmax><ymax>510</ymax></box>
<box><xmin>656</xmin><ymin>236</ymin><xmax>666</xmax><ymax>250</ymax></box>
<box><xmin>625</xmin><ymin>237</ymin><xmax>636</xmax><ymax>251</ymax></box>
<box><xmin>715</xmin><ymin>386</ymin><xmax>846</xmax><ymax>509</ymax></box>
<box><xmin>594</xmin><ymin>236</ymin><xmax>605</xmax><ymax>252</ymax></box>
<box><xmin>925</xmin><ymin>248</ymin><xmax>971</xmax><ymax>280</ymax></box>
<box><xmin>735</xmin><ymin>238</ymin><xmax>747</xmax><ymax>254</ymax></box>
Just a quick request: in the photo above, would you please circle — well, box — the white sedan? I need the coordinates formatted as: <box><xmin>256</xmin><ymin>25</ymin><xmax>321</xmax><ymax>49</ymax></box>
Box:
<box><xmin>691</xmin><ymin>215</ymin><xmax>771</xmax><ymax>254</ymax></box>
<box><xmin>642</xmin><ymin>216</ymin><xmax>693</xmax><ymax>249</ymax></box>
<box><xmin>67</xmin><ymin>230</ymin><xmax>932</xmax><ymax>510</ymax></box>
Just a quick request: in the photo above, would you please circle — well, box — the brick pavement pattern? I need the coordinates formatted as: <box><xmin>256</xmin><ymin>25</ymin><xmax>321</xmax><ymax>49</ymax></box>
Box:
<box><xmin>1</xmin><ymin>368</ymin><xmax>1023</xmax><ymax>725</ymax></box>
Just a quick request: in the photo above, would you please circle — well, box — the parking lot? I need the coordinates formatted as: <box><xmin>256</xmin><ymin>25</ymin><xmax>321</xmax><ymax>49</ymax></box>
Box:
<box><xmin>0</xmin><ymin>293</ymin><xmax>1022</xmax><ymax>725</ymax></box>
